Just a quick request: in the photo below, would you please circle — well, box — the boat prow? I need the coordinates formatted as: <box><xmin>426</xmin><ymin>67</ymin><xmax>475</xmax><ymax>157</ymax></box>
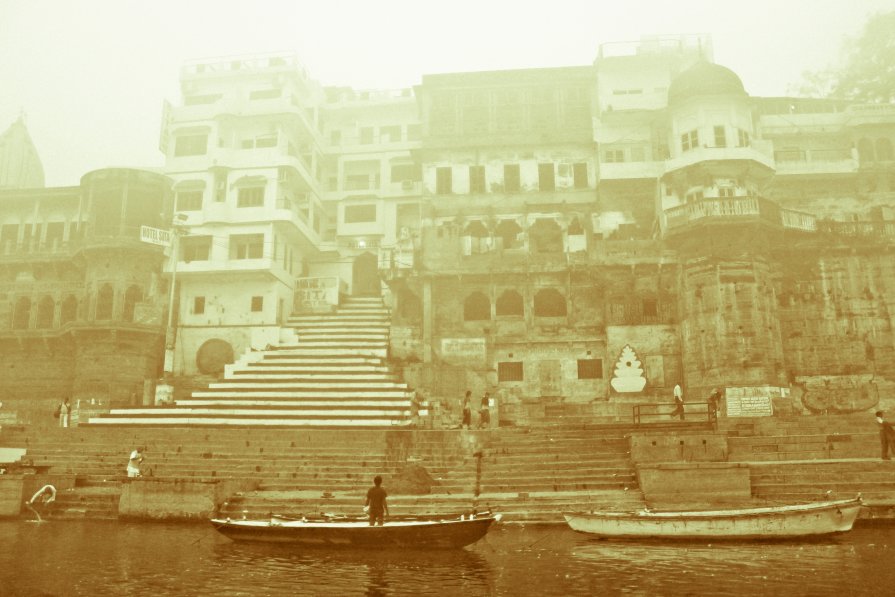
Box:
<box><xmin>564</xmin><ymin>496</ymin><xmax>863</xmax><ymax>540</ymax></box>
<box><xmin>211</xmin><ymin>512</ymin><xmax>502</xmax><ymax>549</ymax></box>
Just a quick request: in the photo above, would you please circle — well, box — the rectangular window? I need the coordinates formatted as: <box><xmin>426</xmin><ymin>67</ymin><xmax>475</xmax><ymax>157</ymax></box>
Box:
<box><xmin>504</xmin><ymin>164</ymin><xmax>520</xmax><ymax>192</ymax></box>
<box><xmin>436</xmin><ymin>167</ymin><xmax>452</xmax><ymax>194</ymax></box>
<box><xmin>469</xmin><ymin>165</ymin><xmax>486</xmax><ymax>193</ymax></box>
<box><xmin>577</xmin><ymin>359</ymin><xmax>603</xmax><ymax>380</ymax></box>
<box><xmin>251</xmin><ymin>296</ymin><xmax>264</xmax><ymax>312</ymax></box>
<box><xmin>718</xmin><ymin>187</ymin><xmax>735</xmax><ymax>197</ymax></box>
<box><xmin>330</xmin><ymin>130</ymin><xmax>342</xmax><ymax>145</ymax></box>
<box><xmin>380</xmin><ymin>125</ymin><xmax>402</xmax><ymax>143</ymax></box>
<box><xmin>174</xmin><ymin>134</ymin><xmax>208</xmax><ymax>157</ymax></box>
<box><xmin>360</xmin><ymin>127</ymin><xmax>374</xmax><ymax>144</ymax></box>
<box><xmin>193</xmin><ymin>296</ymin><xmax>205</xmax><ymax>315</ymax></box>
<box><xmin>738</xmin><ymin>129</ymin><xmax>750</xmax><ymax>147</ymax></box>
<box><xmin>237</xmin><ymin>187</ymin><xmax>265</xmax><ymax>207</ymax></box>
<box><xmin>538</xmin><ymin>163</ymin><xmax>555</xmax><ymax>191</ymax></box>
<box><xmin>175</xmin><ymin>191</ymin><xmax>203</xmax><ymax>211</ymax></box>
<box><xmin>230</xmin><ymin>234</ymin><xmax>264</xmax><ymax>259</ymax></box>
<box><xmin>498</xmin><ymin>361</ymin><xmax>524</xmax><ymax>382</ymax></box>
<box><xmin>344</xmin><ymin>204</ymin><xmax>377</xmax><ymax>224</ymax></box>
<box><xmin>714</xmin><ymin>125</ymin><xmax>727</xmax><ymax>148</ymax></box>
<box><xmin>180</xmin><ymin>235</ymin><xmax>212</xmax><ymax>262</ymax></box>
<box><xmin>603</xmin><ymin>150</ymin><xmax>625</xmax><ymax>163</ymax></box>
<box><xmin>573</xmin><ymin>163</ymin><xmax>588</xmax><ymax>189</ymax></box>
<box><xmin>254</xmin><ymin>135</ymin><xmax>277</xmax><ymax>148</ymax></box>
<box><xmin>681</xmin><ymin>129</ymin><xmax>699</xmax><ymax>152</ymax></box>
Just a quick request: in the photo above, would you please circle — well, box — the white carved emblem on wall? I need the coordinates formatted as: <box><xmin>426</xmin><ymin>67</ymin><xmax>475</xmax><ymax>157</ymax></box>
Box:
<box><xmin>610</xmin><ymin>344</ymin><xmax>647</xmax><ymax>393</ymax></box>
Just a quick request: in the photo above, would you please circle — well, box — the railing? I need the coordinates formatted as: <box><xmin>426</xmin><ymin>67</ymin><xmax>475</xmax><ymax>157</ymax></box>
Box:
<box><xmin>774</xmin><ymin>148</ymin><xmax>853</xmax><ymax>162</ymax></box>
<box><xmin>181</xmin><ymin>52</ymin><xmax>307</xmax><ymax>79</ymax></box>
<box><xmin>780</xmin><ymin>209</ymin><xmax>818</xmax><ymax>232</ymax></box>
<box><xmin>819</xmin><ymin>221</ymin><xmax>895</xmax><ymax>238</ymax></box>
<box><xmin>664</xmin><ymin>196</ymin><xmax>823</xmax><ymax>234</ymax></box>
<box><xmin>633</xmin><ymin>402</ymin><xmax>715</xmax><ymax>426</ymax></box>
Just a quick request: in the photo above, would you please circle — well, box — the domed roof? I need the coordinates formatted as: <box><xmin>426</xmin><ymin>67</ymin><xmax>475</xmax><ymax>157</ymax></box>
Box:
<box><xmin>668</xmin><ymin>61</ymin><xmax>747</xmax><ymax>105</ymax></box>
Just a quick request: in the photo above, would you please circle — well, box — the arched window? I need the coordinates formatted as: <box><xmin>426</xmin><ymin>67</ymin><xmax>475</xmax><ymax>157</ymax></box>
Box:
<box><xmin>496</xmin><ymin>290</ymin><xmax>524</xmax><ymax>317</ymax></box>
<box><xmin>568</xmin><ymin>217</ymin><xmax>584</xmax><ymax>235</ymax></box>
<box><xmin>529</xmin><ymin>218</ymin><xmax>563</xmax><ymax>253</ymax></box>
<box><xmin>60</xmin><ymin>295</ymin><xmax>78</xmax><ymax>325</ymax></box>
<box><xmin>396</xmin><ymin>288</ymin><xmax>422</xmax><ymax>323</ymax></box>
<box><xmin>463</xmin><ymin>292</ymin><xmax>491</xmax><ymax>321</ymax></box>
<box><xmin>533</xmin><ymin>288</ymin><xmax>567</xmax><ymax>317</ymax></box>
<box><xmin>462</xmin><ymin>220</ymin><xmax>489</xmax><ymax>238</ymax></box>
<box><xmin>495</xmin><ymin>219</ymin><xmax>523</xmax><ymax>249</ymax></box>
<box><xmin>95</xmin><ymin>284</ymin><xmax>114</xmax><ymax>320</ymax></box>
<box><xmin>857</xmin><ymin>138</ymin><xmax>875</xmax><ymax>163</ymax></box>
<box><xmin>877</xmin><ymin>138</ymin><xmax>893</xmax><ymax>162</ymax></box>
<box><xmin>36</xmin><ymin>296</ymin><xmax>55</xmax><ymax>329</ymax></box>
<box><xmin>123</xmin><ymin>285</ymin><xmax>143</xmax><ymax>323</ymax></box>
<box><xmin>12</xmin><ymin>297</ymin><xmax>31</xmax><ymax>329</ymax></box>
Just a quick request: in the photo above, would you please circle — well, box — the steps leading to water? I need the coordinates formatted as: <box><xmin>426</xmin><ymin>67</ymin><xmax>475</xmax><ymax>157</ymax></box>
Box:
<box><xmin>88</xmin><ymin>297</ymin><xmax>417</xmax><ymax>428</ymax></box>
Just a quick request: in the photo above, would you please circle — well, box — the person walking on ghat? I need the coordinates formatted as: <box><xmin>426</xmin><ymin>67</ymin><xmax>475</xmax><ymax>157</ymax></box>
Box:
<box><xmin>670</xmin><ymin>383</ymin><xmax>685</xmax><ymax>420</ymax></box>
<box><xmin>364</xmin><ymin>475</ymin><xmax>389</xmax><ymax>526</ymax></box>
<box><xmin>875</xmin><ymin>411</ymin><xmax>895</xmax><ymax>460</ymax></box>
<box><xmin>479</xmin><ymin>392</ymin><xmax>491</xmax><ymax>429</ymax></box>
<box><xmin>707</xmin><ymin>387</ymin><xmax>723</xmax><ymax>424</ymax></box>
<box><xmin>461</xmin><ymin>390</ymin><xmax>472</xmax><ymax>429</ymax></box>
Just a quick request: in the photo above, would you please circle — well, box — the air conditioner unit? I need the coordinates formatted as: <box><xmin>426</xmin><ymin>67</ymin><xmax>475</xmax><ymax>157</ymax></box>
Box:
<box><xmin>401</xmin><ymin>179</ymin><xmax>414</xmax><ymax>191</ymax></box>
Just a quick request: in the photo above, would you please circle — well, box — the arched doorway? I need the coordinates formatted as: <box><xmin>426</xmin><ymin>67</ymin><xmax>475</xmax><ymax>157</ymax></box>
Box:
<box><xmin>352</xmin><ymin>252</ymin><xmax>381</xmax><ymax>297</ymax></box>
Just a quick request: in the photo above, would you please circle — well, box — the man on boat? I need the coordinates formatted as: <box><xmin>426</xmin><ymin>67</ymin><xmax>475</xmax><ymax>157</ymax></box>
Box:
<box><xmin>875</xmin><ymin>411</ymin><xmax>895</xmax><ymax>460</ymax></box>
<box><xmin>365</xmin><ymin>475</ymin><xmax>389</xmax><ymax>526</ymax></box>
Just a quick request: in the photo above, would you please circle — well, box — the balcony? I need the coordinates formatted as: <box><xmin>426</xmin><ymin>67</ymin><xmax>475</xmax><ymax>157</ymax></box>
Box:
<box><xmin>845</xmin><ymin>103</ymin><xmax>895</xmax><ymax>126</ymax></box>
<box><xmin>664</xmin><ymin>140</ymin><xmax>775</xmax><ymax>174</ymax></box>
<box><xmin>773</xmin><ymin>148</ymin><xmax>857</xmax><ymax>176</ymax></box>
<box><xmin>664</xmin><ymin>196</ymin><xmax>819</xmax><ymax>235</ymax></box>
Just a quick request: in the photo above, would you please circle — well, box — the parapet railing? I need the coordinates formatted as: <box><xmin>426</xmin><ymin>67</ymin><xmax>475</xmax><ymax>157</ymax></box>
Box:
<box><xmin>633</xmin><ymin>402</ymin><xmax>715</xmax><ymax>426</ymax></box>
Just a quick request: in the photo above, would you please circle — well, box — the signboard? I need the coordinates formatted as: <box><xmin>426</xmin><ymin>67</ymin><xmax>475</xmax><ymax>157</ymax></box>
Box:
<box><xmin>140</xmin><ymin>225</ymin><xmax>172</xmax><ymax>247</ymax></box>
<box><xmin>725</xmin><ymin>386</ymin><xmax>778</xmax><ymax>417</ymax></box>
<box><xmin>155</xmin><ymin>383</ymin><xmax>174</xmax><ymax>405</ymax></box>
<box><xmin>439</xmin><ymin>338</ymin><xmax>486</xmax><ymax>366</ymax></box>
<box><xmin>294</xmin><ymin>277</ymin><xmax>339</xmax><ymax>312</ymax></box>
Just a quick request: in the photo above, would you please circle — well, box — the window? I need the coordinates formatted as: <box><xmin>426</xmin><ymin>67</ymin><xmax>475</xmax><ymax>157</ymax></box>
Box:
<box><xmin>180</xmin><ymin>236</ymin><xmax>212</xmax><ymax>262</ymax></box>
<box><xmin>714</xmin><ymin>125</ymin><xmax>727</xmax><ymax>148</ymax></box>
<box><xmin>380</xmin><ymin>125</ymin><xmax>402</xmax><ymax>143</ymax></box>
<box><xmin>344</xmin><ymin>204</ymin><xmax>377</xmax><ymax>223</ymax></box>
<box><xmin>193</xmin><ymin>296</ymin><xmax>205</xmax><ymax>315</ymax></box>
<box><xmin>249</xmin><ymin>88</ymin><xmax>281</xmax><ymax>100</ymax></box>
<box><xmin>254</xmin><ymin>135</ymin><xmax>277</xmax><ymax>148</ymax></box>
<box><xmin>577</xmin><ymin>359</ymin><xmax>603</xmax><ymax>379</ymax></box>
<box><xmin>496</xmin><ymin>290</ymin><xmax>524</xmax><ymax>317</ymax></box>
<box><xmin>603</xmin><ymin>150</ymin><xmax>625</xmax><ymax>163</ymax></box>
<box><xmin>251</xmin><ymin>296</ymin><xmax>264</xmax><ymax>312</ymax></box>
<box><xmin>436</xmin><ymin>167</ymin><xmax>452</xmax><ymax>194</ymax></box>
<box><xmin>533</xmin><ymin>288</ymin><xmax>567</xmax><ymax>317</ymax></box>
<box><xmin>737</xmin><ymin>129</ymin><xmax>750</xmax><ymax>147</ymax></box>
<box><xmin>538</xmin><ymin>163</ymin><xmax>555</xmax><ymax>191</ymax></box>
<box><xmin>176</xmin><ymin>191</ymin><xmax>203</xmax><ymax>211</ymax></box>
<box><xmin>498</xmin><ymin>361</ymin><xmax>524</xmax><ymax>382</ymax></box>
<box><xmin>463</xmin><ymin>292</ymin><xmax>491</xmax><ymax>321</ymax></box>
<box><xmin>230</xmin><ymin>234</ymin><xmax>264</xmax><ymax>259</ymax></box>
<box><xmin>681</xmin><ymin>129</ymin><xmax>699</xmax><ymax>152</ymax></box>
<box><xmin>237</xmin><ymin>187</ymin><xmax>265</xmax><ymax>207</ymax></box>
<box><xmin>718</xmin><ymin>187</ymin><xmax>735</xmax><ymax>198</ymax></box>
<box><xmin>360</xmin><ymin>127</ymin><xmax>374</xmax><ymax>144</ymax></box>
<box><xmin>504</xmin><ymin>164</ymin><xmax>520</xmax><ymax>192</ymax></box>
<box><xmin>469</xmin><ymin>166</ymin><xmax>486</xmax><ymax>193</ymax></box>
<box><xmin>573</xmin><ymin>163</ymin><xmax>588</xmax><ymax>189</ymax></box>
<box><xmin>330</xmin><ymin>130</ymin><xmax>342</xmax><ymax>145</ymax></box>
<box><xmin>174</xmin><ymin>134</ymin><xmax>208</xmax><ymax>157</ymax></box>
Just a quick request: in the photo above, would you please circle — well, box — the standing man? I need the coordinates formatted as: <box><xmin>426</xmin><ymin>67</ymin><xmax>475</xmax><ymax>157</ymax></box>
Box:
<box><xmin>707</xmin><ymin>387</ymin><xmax>723</xmax><ymax>425</ymax></box>
<box><xmin>875</xmin><ymin>411</ymin><xmax>895</xmax><ymax>460</ymax></box>
<box><xmin>127</xmin><ymin>446</ymin><xmax>145</xmax><ymax>478</ymax></box>
<box><xmin>365</xmin><ymin>475</ymin><xmax>389</xmax><ymax>526</ymax></box>
<box><xmin>461</xmin><ymin>390</ymin><xmax>472</xmax><ymax>429</ymax></box>
<box><xmin>59</xmin><ymin>398</ymin><xmax>71</xmax><ymax>429</ymax></box>
<box><xmin>670</xmin><ymin>383</ymin><xmax>685</xmax><ymax>420</ymax></box>
<box><xmin>479</xmin><ymin>392</ymin><xmax>491</xmax><ymax>429</ymax></box>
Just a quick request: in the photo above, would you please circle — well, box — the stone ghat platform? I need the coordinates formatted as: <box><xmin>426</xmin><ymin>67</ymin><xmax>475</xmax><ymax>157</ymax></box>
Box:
<box><xmin>2</xmin><ymin>414</ymin><xmax>895</xmax><ymax>523</ymax></box>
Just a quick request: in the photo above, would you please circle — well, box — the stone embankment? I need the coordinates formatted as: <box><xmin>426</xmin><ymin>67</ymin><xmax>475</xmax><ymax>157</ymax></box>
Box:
<box><xmin>1</xmin><ymin>414</ymin><xmax>894</xmax><ymax>523</ymax></box>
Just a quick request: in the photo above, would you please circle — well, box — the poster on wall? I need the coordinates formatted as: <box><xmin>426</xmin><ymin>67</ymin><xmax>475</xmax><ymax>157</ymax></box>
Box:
<box><xmin>294</xmin><ymin>277</ymin><xmax>339</xmax><ymax>312</ymax></box>
<box><xmin>439</xmin><ymin>338</ymin><xmax>487</xmax><ymax>367</ymax></box>
<box><xmin>725</xmin><ymin>386</ymin><xmax>779</xmax><ymax>417</ymax></box>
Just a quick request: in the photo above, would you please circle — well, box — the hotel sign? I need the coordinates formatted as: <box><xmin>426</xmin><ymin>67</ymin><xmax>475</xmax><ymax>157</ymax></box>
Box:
<box><xmin>439</xmin><ymin>338</ymin><xmax>486</xmax><ymax>366</ymax></box>
<box><xmin>294</xmin><ymin>277</ymin><xmax>339</xmax><ymax>312</ymax></box>
<box><xmin>140</xmin><ymin>226</ymin><xmax>172</xmax><ymax>247</ymax></box>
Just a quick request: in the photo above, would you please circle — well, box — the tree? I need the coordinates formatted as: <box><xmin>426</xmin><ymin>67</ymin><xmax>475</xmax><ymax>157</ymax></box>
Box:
<box><xmin>795</xmin><ymin>11</ymin><xmax>895</xmax><ymax>103</ymax></box>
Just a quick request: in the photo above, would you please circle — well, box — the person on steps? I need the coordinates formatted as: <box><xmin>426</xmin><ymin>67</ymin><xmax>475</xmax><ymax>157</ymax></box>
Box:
<box><xmin>364</xmin><ymin>475</ymin><xmax>389</xmax><ymax>526</ymax></box>
<box><xmin>670</xmin><ymin>384</ymin><xmax>685</xmax><ymax>420</ymax></box>
<box><xmin>875</xmin><ymin>411</ymin><xmax>895</xmax><ymax>460</ymax></box>
<box><xmin>127</xmin><ymin>447</ymin><xmax>145</xmax><ymax>478</ymax></box>
<box><xmin>461</xmin><ymin>390</ymin><xmax>472</xmax><ymax>429</ymax></box>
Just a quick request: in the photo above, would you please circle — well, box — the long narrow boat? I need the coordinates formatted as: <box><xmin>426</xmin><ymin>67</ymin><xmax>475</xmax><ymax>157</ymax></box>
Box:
<box><xmin>211</xmin><ymin>512</ymin><xmax>502</xmax><ymax>549</ymax></box>
<box><xmin>564</xmin><ymin>496</ymin><xmax>862</xmax><ymax>540</ymax></box>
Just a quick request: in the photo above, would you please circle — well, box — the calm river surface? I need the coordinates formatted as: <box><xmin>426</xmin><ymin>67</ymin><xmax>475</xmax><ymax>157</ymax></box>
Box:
<box><xmin>3</xmin><ymin>520</ymin><xmax>895</xmax><ymax>596</ymax></box>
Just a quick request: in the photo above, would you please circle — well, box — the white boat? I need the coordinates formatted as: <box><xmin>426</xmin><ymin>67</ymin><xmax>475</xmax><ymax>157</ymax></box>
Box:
<box><xmin>564</xmin><ymin>496</ymin><xmax>862</xmax><ymax>539</ymax></box>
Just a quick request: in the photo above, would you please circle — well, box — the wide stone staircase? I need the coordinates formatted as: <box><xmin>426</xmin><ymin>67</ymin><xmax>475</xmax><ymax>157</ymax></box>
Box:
<box><xmin>88</xmin><ymin>297</ymin><xmax>416</xmax><ymax>427</ymax></box>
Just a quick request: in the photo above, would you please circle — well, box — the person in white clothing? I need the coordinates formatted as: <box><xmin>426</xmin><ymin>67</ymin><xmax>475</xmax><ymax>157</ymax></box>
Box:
<box><xmin>127</xmin><ymin>447</ymin><xmax>145</xmax><ymax>478</ymax></box>
<box><xmin>670</xmin><ymin>383</ymin><xmax>685</xmax><ymax>420</ymax></box>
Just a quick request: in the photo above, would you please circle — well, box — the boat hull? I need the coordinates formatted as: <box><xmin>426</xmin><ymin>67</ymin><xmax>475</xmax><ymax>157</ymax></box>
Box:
<box><xmin>211</xmin><ymin>515</ymin><xmax>499</xmax><ymax>549</ymax></box>
<box><xmin>564</xmin><ymin>498</ymin><xmax>862</xmax><ymax>540</ymax></box>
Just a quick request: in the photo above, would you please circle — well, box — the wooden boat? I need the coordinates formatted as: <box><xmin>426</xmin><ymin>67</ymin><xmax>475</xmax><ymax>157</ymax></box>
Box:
<box><xmin>564</xmin><ymin>496</ymin><xmax>862</xmax><ymax>540</ymax></box>
<box><xmin>211</xmin><ymin>512</ymin><xmax>502</xmax><ymax>549</ymax></box>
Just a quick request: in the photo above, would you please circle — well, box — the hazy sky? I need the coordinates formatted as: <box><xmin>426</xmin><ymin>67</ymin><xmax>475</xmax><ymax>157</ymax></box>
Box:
<box><xmin>1</xmin><ymin>0</ymin><xmax>893</xmax><ymax>186</ymax></box>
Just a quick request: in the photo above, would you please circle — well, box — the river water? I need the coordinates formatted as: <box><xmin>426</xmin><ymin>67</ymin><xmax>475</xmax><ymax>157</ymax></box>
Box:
<box><xmin>2</xmin><ymin>520</ymin><xmax>895</xmax><ymax>596</ymax></box>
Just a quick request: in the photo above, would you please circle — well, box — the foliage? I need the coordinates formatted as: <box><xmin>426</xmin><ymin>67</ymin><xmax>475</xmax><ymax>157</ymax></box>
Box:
<box><xmin>795</xmin><ymin>10</ymin><xmax>895</xmax><ymax>102</ymax></box>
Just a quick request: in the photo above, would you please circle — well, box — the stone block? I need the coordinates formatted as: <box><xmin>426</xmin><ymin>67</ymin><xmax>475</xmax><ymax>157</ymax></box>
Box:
<box><xmin>0</xmin><ymin>476</ymin><xmax>24</xmax><ymax>517</ymax></box>
<box><xmin>637</xmin><ymin>463</ymin><xmax>751</xmax><ymax>506</ymax></box>
<box><xmin>629</xmin><ymin>433</ymin><xmax>728</xmax><ymax>462</ymax></box>
<box><xmin>118</xmin><ymin>478</ymin><xmax>257</xmax><ymax>520</ymax></box>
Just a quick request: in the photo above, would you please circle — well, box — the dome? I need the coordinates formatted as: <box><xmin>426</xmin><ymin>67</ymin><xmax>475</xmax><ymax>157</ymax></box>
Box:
<box><xmin>668</xmin><ymin>61</ymin><xmax>747</xmax><ymax>105</ymax></box>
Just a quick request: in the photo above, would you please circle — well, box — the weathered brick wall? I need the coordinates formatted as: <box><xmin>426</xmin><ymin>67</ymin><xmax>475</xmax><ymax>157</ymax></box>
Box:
<box><xmin>0</xmin><ymin>339</ymin><xmax>75</xmax><ymax>425</ymax></box>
